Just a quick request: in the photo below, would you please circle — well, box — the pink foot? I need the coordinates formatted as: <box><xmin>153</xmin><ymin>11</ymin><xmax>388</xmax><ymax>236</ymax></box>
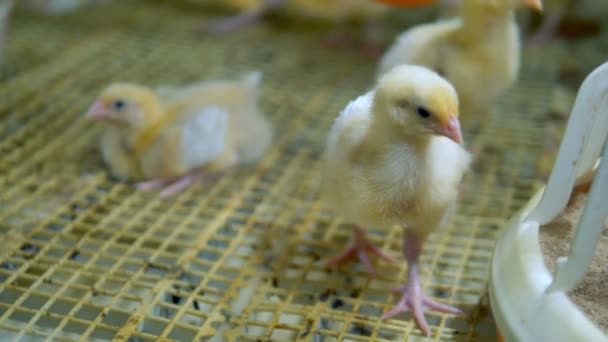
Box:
<box><xmin>200</xmin><ymin>14</ymin><xmax>257</xmax><ymax>34</ymax></box>
<box><xmin>359</xmin><ymin>19</ymin><xmax>385</xmax><ymax>59</ymax></box>
<box><xmin>158</xmin><ymin>174</ymin><xmax>197</xmax><ymax>198</ymax></box>
<box><xmin>382</xmin><ymin>266</ymin><xmax>462</xmax><ymax>337</ymax></box>
<box><xmin>525</xmin><ymin>12</ymin><xmax>562</xmax><ymax>48</ymax></box>
<box><xmin>197</xmin><ymin>0</ymin><xmax>286</xmax><ymax>34</ymax></box>
<box><xmin>136</xmin><ymin>179</ymin><xmax>169</xmax><ymax>191</ymax></box>
<box><xmin>325</xmin><ymin>226</ymin><xmax>398</xmax><ymax>276</ymax></box>
<box><xmin>158</xmin><ymin>169</ymin><xmax>225</xmax><ymax>198</ymax></box>
<box><xmin>320</xmin><ymin>31</ymin><xmax>354</xmax><ymax>50</ymax></box>
<box><xmin>358</xmin><ymin>40</ymin><xmax>385</xmax><ymax>59</ymax></box>
<box><xmin>526</xmin><ymin>31</ymin><xmax>556</xmax><ymax>48</ymax></box>
<box><xmin>136</xmin><ymin>169</ymin><xmax>225</xmax><ymax>198</ymax></box>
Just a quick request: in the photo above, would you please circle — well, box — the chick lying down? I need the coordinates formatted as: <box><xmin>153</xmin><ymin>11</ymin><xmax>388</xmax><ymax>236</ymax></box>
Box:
<box><xmin>85</xmin><ymin>71</ymin><xmax>272</xmax><ymax>197</ymax></box>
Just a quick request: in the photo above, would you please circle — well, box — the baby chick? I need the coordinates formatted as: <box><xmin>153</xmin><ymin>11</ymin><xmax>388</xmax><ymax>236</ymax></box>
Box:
<box><xmin>378</xmin><ymin>0</ymin><xmax>543</xmax><ymax>131</ymax></box>
<box><xmin>322</xmin><ymin>64</ymin><xmax>471</xmax><ymax>336</ymax></box>
<box><xmin>85</xmin><ymin>71</ymin><xmax>272</xmax><ymax>198</ymax></box>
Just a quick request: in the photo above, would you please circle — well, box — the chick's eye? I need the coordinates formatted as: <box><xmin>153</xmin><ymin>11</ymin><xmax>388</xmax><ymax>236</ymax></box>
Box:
<box><xmin>113</xmin><ymin>100</ymin><xmax>125</xmax><ymax>110</ymax></box>
<box><xmin>416</xmin><ymin>107</ymin><xmax>431</xmax><ymax>118</ymax></box>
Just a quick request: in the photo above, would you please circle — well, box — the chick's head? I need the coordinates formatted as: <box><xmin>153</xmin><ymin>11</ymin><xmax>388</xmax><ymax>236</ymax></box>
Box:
<box><xmin>85</xmin><ymin>83</ymin><xmax>162</xmax><ymax>129</ymax></box>
<box><xmin>374</xmin><ymin>64</ymin><xmax>463</xmax><ymax>145</ymax></box>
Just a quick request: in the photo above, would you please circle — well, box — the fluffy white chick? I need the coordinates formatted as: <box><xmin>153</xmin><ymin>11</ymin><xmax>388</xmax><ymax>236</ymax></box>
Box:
<box><xmin>322</xmin><ymin>64</ymin><xmax>471</xmax><ymax>336</ymax></box>
<box><xmin>378</xmin><ymin>0</ymin><xmax>543</xmax><ymax>131</ymax></box>
<box><xmin>85</xmin><ymin>71</ymin><xmax>272</xmax><ymax>198</ymax></box>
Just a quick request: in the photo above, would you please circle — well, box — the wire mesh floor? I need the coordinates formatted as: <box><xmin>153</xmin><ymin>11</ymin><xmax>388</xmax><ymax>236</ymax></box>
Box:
<box><xmin>0</xmin><ymin>2</ymin><xmax>603</xmax><ymax>341</ymax></box>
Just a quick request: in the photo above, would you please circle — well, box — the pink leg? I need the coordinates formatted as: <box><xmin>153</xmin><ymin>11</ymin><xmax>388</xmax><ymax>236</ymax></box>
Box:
<box><xmin>201</xmin><ymin>11</ymin><xmax>263</xmax><ymax>34</ymax></box>
<box><xmin>526</xmin><ymin>10</ymin><xmax>563</xmax><ymax>47</ymax></box>
<box><xmin>158</xmin><ymin>174</ymin><xmax>196</xmax><ymax>198</ymax></box>
<box><xmin>136</xmin><ymin>178</ymin><xmax>170</xmax><ymax>191</ymax></box>
<box><xmin>382</xmin><ymin>232</ymin><xmax>463</xmax><ymax>337</ymax></box>
<box><xmin>358</xmin><ymin>19</ymin><xmax>385</xmax><ymax>59</ymax></box>
<box><xmin>198</xmin><ymin>0</ymin><xmax>286</xmax><ymax>34</ymax></box>
<box><xmin>320</xmin><ymin>29</ymin><xmax>354</xmax><ymax>50</ymax></box>
<box><xmin>158</xmin><ymin>168</ymin><xmax>229</xmax><ymax>198</ymax></box>
<box><xmin>325</xmin><ymin>226</ymin><xmax>398</xmax><ymax>277</ymax></box>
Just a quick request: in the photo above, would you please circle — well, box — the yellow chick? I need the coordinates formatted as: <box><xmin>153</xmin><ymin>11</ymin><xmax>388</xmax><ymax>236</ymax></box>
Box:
<box><xmin>322</xmin><ymin>64</ymin><xmax>471</xmax><ymax>336</ymax></box>
<box><xmin>85</xmin><ymin>71</ymin><xmax>272</xmax><ymax>198</ymax></box>
<box><xmin>201</xmin><ymin>0</ymin><xmax>390</xmax><ymax>56</ymax></box>
<box><xmin>378</xmin><ymin>0</ymin><xmax>543</xmax><ymax>130</ymax></box>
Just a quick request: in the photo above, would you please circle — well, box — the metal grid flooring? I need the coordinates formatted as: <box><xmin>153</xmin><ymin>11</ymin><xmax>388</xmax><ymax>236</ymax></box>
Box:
<box><xmin>0</xmin><ymin>2</ymin><xmax>598</xmax><ymax>341</ymax></box>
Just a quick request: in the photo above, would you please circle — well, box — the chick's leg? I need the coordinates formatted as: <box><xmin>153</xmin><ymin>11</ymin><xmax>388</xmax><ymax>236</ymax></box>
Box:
<box><xmin>136</xmin><ymin>179</ymin><xmax>170</xmax><ymax>191</ymax></box>
<box><xmin>325</xmin><ymin>225</ymin><xmax>398</xmax><ymax>276</ymax></box>
<box><xmin>137</xmin><ymin>169</ymin><xmax>228</xmax><ymax>198</ymax></box>
<box><xmin>137</xmin><ymin>173</ymin><xmax>199</xmax><ymax>198</ymax></box>
<box><xmin>320</xmin><ymin>24</ymin><xmax>355</xmax><ymax>50</ymax></box>
<box><xmin>358</xmin><ymin>18</ymin><xmax>385</xmax><ymax>59</ymax></box>
<box><xmin>158</xmin><ymin>169</ymin><xmax>230</xmax><ymax>198</ymax></box>
<box><xmin>525</xmin><ymin>10</ymin><xmax>564</xmax><ymax>47</ymax></box>
<box><xmin>158</xmin><ymin>174</ymin><xmax>199</xmax><ymax>198</ymax></box>
<box><xmin>382</xmin><ymin>231</ymin><xmax>462</xmax><ymax>337</ymax></box>
<box><xmin>199</xmin><ymin>0</ymin><xmax>287</xmax><ymax>34</ymax></box>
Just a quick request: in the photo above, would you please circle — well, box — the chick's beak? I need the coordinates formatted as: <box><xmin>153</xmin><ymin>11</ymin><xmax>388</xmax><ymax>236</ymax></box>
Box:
<box><xmin>521</xmin><ymin>0</ymin><xmax>542</xmax><ymax>11</ymax></box>
<box><xmin>434</xmin><ymin>115</ymin><xmax>462</xmax><ymax>145</ymax></box>
<box><xmin>85</xmin><ymin>100</ymin><xmax>112</xmax><ymax>120</ymax></box>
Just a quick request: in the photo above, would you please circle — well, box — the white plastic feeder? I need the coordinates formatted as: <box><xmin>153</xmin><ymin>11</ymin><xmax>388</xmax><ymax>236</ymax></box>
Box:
<box><xmin>489</xmin><ymin>60</ymin><xmax>608</xmax><ymax>342</ymax></box>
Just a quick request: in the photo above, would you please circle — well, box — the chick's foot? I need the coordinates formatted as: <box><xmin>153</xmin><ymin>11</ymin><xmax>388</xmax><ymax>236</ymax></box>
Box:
<box><xmin>320</xmin><ymin>30</ymin><xmax>355</xmax><ymax>49</ymax></box>
<box><xmin>358</xmin><ymin>40</ymin><xmax>385</xmax><ymax>59</ymax></box>
<box><xmin>198</xmin><ymin>0</ymin><xmax>286</xmax><ymax>34</ymax></box>
<box><xmin>137</xmin><ymin>169</ymin><xmax>222</xmax><ymax>198</ymax></box>
<box><xmin>382</xmin><ymin>265</ymin><xmax>462</xmax><ymax>336</ymax></box>
<box><xmin>325</xmin><ymin>226</ymin><xmax>397</xmax><ymax>276</ymax></box>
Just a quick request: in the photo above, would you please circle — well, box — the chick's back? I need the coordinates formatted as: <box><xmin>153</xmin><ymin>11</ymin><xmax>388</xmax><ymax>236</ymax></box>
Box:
<box><xmin>378</xmin><ymin>19</ymin><xmax>460</xmax><ymax>76</ymax></box>
<box><xmin>141</xmin><ymin>72</ymin><xmax>271</xmax><ymax>178</ymax></box>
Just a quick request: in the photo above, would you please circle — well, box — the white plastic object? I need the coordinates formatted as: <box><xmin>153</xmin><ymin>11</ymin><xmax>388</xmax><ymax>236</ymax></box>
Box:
<box><xmin>489</xmin><ymin>60</ymin><xmax>608</xmax><ymax>342</ymax></box>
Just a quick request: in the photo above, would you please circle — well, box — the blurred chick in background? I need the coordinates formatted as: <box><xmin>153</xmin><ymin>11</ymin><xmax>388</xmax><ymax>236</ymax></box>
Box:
<box><xmin>200</xmin><ymin>0</ymin><xmax>432</xmax><ymax>56</ymax></box>
<box><xmin>322</xmin><ymin>65</ymin><xmax>471</xmax><ymax>336</ymax></box>
<box><xmin>85</xmin><ymin>72</ymin><xmax>272</xmax><ymax>198</ymax></box>
<box><xmin>525</xmin><ymin>0</ymin><xmax>568</xmax><ymax>46</ymax></box>
<box><xmin>22</xmin><ymin>0</ymin><xmax>102</xmax><ymax>14</ymax></box>
<box><xmin>376</xmin><ymin>0</ymin><xmax>455</xmax><ymax>17</ymax></box>
<box><xmin>378</xmin><ymin>0</ymin><xmax>543</xmax><ymax>134</ymax></box>
<box><xmin>526</xmin><ymin>0</ymin><xmax>606</xmax><ymax>46</ymax></box>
